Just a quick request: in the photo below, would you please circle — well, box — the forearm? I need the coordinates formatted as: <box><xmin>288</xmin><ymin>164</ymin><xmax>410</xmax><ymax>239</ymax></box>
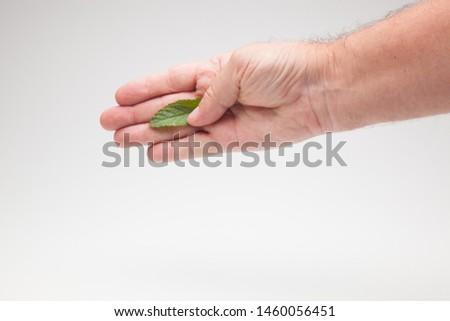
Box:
<box><xmin>316</xmin><ymin>0</ymin><xmax>450</xmax><ymax>132</ymax></box>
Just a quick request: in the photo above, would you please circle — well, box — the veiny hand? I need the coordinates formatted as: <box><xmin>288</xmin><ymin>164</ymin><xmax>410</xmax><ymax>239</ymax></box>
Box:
<box><xmin>100</xmin><ymin>42</ymin><xmax>332</xmax><ymax>161</ymax></box>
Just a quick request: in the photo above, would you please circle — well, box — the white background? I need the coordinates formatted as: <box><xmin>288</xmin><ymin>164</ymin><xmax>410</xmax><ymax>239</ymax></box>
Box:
<box><xmin>0</xmin><ymin>0</ymin><xmax>449</xmax><ymax>300</ymax></box>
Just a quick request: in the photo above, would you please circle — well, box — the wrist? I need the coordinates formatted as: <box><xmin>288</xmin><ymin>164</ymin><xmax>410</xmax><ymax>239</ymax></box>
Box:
<box><xmin>307</xmin><ymin>38</ymin><xmax>382</xmax><ymax>133</ymax></box>
<box><xmin>304</xmin><ymin>41</ymin><xmax>347</xmax><ymax>133</ymax></box>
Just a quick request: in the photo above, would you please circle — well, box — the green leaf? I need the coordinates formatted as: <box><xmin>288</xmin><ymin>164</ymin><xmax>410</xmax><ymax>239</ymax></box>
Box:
<box><xmin>150</xmin><ymin>98</ymin><xmax>201</xmax><ymax>128</ymax></box>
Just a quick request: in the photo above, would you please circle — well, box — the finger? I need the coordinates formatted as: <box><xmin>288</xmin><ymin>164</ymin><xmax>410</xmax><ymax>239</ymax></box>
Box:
<box><xmin>115</xmin><ymin>62</ymin><xmax>200</xmax><ymax>106</ymax></box>
<box><xmin>114</xmin><ymin>123</ymin><xmax>196</xmax><ymax>147</ymax></box>
<box><xmin>187</xmin><ymin>58</ymin><xmax>240</xmax><ymax>127</ymax></box>
<box><xmin>148</xmin><ymin>132</ymin><xmax>221</xmax><ymax>163</ymax></box>
<box><xmin>100</xmin><ymin>92</ymin><xmax>196</xmax><ymax>131</ymax></box>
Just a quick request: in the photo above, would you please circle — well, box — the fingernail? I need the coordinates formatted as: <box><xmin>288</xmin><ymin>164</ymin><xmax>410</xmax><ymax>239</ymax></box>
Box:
<box><xmin>188</xmin><ymin>108</ymin><xmax>200</xmax><ymax>125</ymax></box>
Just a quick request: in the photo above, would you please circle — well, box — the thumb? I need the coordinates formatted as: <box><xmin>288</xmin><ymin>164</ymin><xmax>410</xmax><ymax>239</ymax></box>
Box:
<box><xmin>188</xmin><ymin>60</ymin><xmax>240</xmax><ymax>127</ymax></box>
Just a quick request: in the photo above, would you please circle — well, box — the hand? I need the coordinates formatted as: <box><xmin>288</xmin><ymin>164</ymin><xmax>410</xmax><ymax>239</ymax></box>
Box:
<box><xmin>101</xmin><ymin>2</ymin><xmax>450</xmax><ymax>162</ymax></box>
<box><xmin>100</xmin><ymin>42</ymin><xmax>332</xmax><ymax>161</ymax></box>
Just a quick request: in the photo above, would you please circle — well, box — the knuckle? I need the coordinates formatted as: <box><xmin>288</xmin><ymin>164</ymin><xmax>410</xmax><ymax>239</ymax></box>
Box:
<box><xmin>205</xmin><ymin>86</ymin><xmax>228</xmax><ymax>111</ymax></box>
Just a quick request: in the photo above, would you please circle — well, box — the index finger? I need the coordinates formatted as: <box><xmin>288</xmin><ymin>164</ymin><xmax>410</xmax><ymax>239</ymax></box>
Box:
<box><xmin>115</xmin><ymin>62</ymin><xmax>200</xmax><ymax>106</ymax></box>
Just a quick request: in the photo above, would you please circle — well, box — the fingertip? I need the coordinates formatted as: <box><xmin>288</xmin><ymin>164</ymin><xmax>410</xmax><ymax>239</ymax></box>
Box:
<box><xmin>147</xmin><ymin>143</ymin><xmax>168</xmax><ymax>164</ymax></box>
<box><xmin>114</xmin><ymin>90</ymin><xmax>122</xmax><ymax>105</ymax></box>
<box><xmin>113</xmin><ymin>130</ymin><xmax>123</xmax><ymax>146</ymax></box>
<box><xmin>100</xmin><ymin>110</ymin><xmax>115</xmax><ymax>131</ymax></box>
<box><xmin>187</xmin><ymin>108</ymin><xmax>202</xmax><ymax>126</ymax></box>
<box><xmin>99</xmin><ymin>107</ymin><xmax>126</xmax><ymax>131</ymax></box>
<box><xmin>187</xmin><ymin>97</ymin><xmax>218</xmax><ymax>126</ymax></box>
<box><xmin>100</xmin><ymin>111</ymin><xmax>108</xmax><ymax>129</ymax></box>
<box><xmin>115</xmin><ymin>77</ymin><xmax>151</xmax><ymax>106</ymax></box>
<box><xmin>114</xmin><ymin>87</ymin><xmax>127</xmax><ymax>106</ymax></box>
